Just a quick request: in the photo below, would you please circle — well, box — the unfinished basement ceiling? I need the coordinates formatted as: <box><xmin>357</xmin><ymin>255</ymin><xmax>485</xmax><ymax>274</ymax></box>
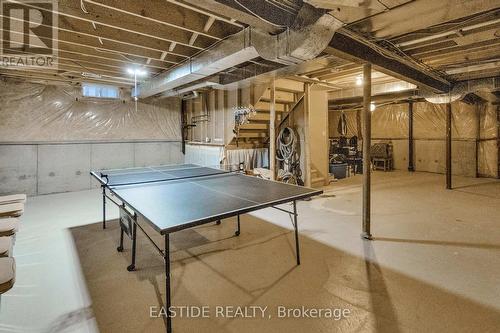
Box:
<box><xmin>299</xmin><ymin>0</ymin><xmax>500</xmax><ymax>95</ymax></box>
<box><xmin>0</xmin><ymin>0</ymin><xmax>244</xmax><ymax>87</ymax></box>
<box><xmin>0</xmin><ymin>0</ymin><xmax>498</xmax><ymax>99</ymax></box>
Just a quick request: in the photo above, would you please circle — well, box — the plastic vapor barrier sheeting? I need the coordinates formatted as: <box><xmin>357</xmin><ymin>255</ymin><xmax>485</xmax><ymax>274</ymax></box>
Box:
<box><xmin>329</xmin><ymin>110</ymin><xmax>358</xmax><ymax>138</ymax></box>
<box><xmin>0</xmin><ymin>78</ymin><xmax>181</xmax><ymax>142</ymax></box>
<box><xmin>478</xmin><ymin>103</ymin><xmax>498</xmax><ymax>177</ymax></box>
<box><xmin>329</xmin><ymin>100</ymin><xmax>498</xmax><ymax>177</ymax></box>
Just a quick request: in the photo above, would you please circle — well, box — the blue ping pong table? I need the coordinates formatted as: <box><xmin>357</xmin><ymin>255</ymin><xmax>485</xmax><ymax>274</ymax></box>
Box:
<box><xmin>91</xmin><ymin>163</ymin><xmax>322</xmax><ymax>332</ymax></box>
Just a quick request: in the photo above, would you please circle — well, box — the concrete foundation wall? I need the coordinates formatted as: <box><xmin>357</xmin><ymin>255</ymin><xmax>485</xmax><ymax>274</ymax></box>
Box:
<box><xmin>0</xmin><ymin>141</ymin><xmax>183</xmax><ymax>196</ymax></box>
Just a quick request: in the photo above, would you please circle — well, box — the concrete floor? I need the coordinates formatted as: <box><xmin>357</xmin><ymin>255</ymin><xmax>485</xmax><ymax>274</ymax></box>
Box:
<box><xmin>1</xmin><ymin>171</ymin><xmax>499</xmax><ymax>332</ymax></box>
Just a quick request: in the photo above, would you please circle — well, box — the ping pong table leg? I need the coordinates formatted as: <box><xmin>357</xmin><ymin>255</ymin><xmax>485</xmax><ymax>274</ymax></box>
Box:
<box><xmin>127</xmin><ymin>215</ymin><xmax>137</xmax><ymax>271</ymax></box>
<box><xmin>235</xmin><ymin>214</ymin><xmax>240</xmax><ymax>236</ymax></box>
<box><xmin>117</xmin><ymin>227</ymin><xmax>124</xmax><ymax>252</ymax></box>
<box><xmin>101</xmin><ymin>185</ymin><xmax>106</xmax><ymax>229</ymax></box>
<box><xmin>293</xmin><ymin>200</ymin><xmax>300</xmax><ymax>266</ymax></box>
<box><xmin>164</xmin><ymin>234</ymin><xmax>172</xmax><ymax>333</ymax></box>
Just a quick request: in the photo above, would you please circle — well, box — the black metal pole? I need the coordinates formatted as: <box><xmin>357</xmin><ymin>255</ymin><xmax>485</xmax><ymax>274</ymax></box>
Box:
<box><xmin>362</xmin><ymin>63</ymin><xmax>372</xmax><ymax>240</ymax></box>
<box><xmin>497</xmin><ymin>105</ymin><xmax>500</xmax><ymax>179</ymax></box>
<box><xmin>235</xmin><ymin>214</ymin><xmax>241</xmax><ymax>236</ymax></box>
<box><xmin>293</xmin><ymin>201</ymin><xmax>300</xmax><ymax>265</ymax></box>
<box><xmin>475</xmin><ymin>102</ymin><xmax>481</xmax><ymax>178</ymax></box>
<box><xmin>446</xmin><ymin>103</ymin><xmax>452</xmax><ymax>189</ymax></box>
<box><xmin>181</xmin><ymin>99</ymin><xmax>186</xmax><ymax>155</ymax></box>
<box><xmin>127</xmin><ymin>215</ymin><xmax>137</xmax><ymax>271</ymax></box>
<box><xmin>101</xmin><ymin>185</ymin><xmax>106</xmax><ymax>229</ymax></box>
<box><xmin>165</xmin><ymin>234</ymin><xmax>172</xmax><ymax>333</ymax></box>
<box><xmin>408</xmin><ymin>101</ymin><xmax>415</xmax><ymax>172</ymax></box>
<box><xmin>117</xmin><ymin>228</ymin><xmax>124</xmax><ymax>252</ymax></box>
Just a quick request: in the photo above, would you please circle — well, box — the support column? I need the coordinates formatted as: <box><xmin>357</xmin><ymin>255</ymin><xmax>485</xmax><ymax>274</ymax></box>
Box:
<box><xmin>446</xmin><ymin>103</ymin><xmax>452</xmax><ymax>189</ymax></box>
<box><xmin>270</xmin><ymin>80</ymin><xmax>276</xmax><ymax>180</ymax></box>
<box><xmin>304</xmin><ymin>83</ymin><xmax>311</xmax><ymax>187</ymax></box>
<box><xmin>475</xmin><ymin>102</ymin><xmax>481</xmax><ymax>178</ymax></box>
<box><xmin>362</xmin><ymin>63</ymin><xmax>372</xmax><ymax>240</ymax></box>
<box><xmin>408</xmin><ymin>101</ymin><xmax>415</xmax><ymax>172</ymax></box>
<box><xmin>181</xmin><ymin>99</ymin><xmax>187</xmax><ymax>154</ymax></box>
<box><xmin>497</xmin><ymin>105</ymin><xmax>500</xmax><ymax>179</ymax></box>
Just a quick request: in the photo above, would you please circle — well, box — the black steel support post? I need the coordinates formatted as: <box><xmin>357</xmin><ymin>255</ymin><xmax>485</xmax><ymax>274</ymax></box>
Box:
<box><xmin>293</xmin><ymin>201</ymin><xmax>300</xmax><ymax>265</ymax></box>
<box><xmin>408</xmin><ymin>101</ymin><xmax>415</xmax><ymax>172</ymax></box>
<box><xmin>362</xmin><ymin>63</ymin><xmax>373</xmax><ymax>240</ymax></box>
<box><xmin>497</xmin><ymin>105</ymin><xmax>500</xmax><ymax>179</ymax></box>
<box><xmin>446</xmin><ymin>103</ymin><xmax>452</xmax><ymax>189</ymax></box>
<box><xmin>475</xmin><ymin>102</ymin><xmax>481</xmax><ymax>178</ymax></box>
<box><xmin>101</xmin><ymin>185</ymin><xmax>106</xmax><ymax>229</ymax></box>
<box><xmin>235</xmin><ymin>214</ymin><xmax>241</xmax><ymax>236</ymax></box>
<box><xmin>164</xmin><ymin>234</ymin><xmax>172</xmax><ymax>333</ymax></box>
<box><xmin>127</xmin><ymin>214</ymin><xmax>138</xmax><ymax>271</ymax></box>
<box><xmin>181</xmin><ymin>99</ymin><xmax>186</xmax><ymax>155</ymax></box>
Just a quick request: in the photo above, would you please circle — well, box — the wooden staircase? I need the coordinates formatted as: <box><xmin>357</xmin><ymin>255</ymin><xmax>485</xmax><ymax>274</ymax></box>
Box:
<box><xmin>229</xmin><ymin>81</ymin><xmax>325</xmax><ymax>188</ymax></box>
<box><xmin>231</xmin><ymin>87</ymin><xmax>301</xmax><ymax>147</ymax></box>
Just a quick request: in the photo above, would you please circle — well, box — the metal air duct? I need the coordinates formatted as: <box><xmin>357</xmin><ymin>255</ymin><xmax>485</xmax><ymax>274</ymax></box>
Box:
<box><xmin>422</xmin><ymin>77</ymin><xmax>500</xmax><ymax>104</ymax></box>
<box><xmin>136</xmin><ymin>4</ymin><xmax>342</xmax><ymax>98</ymax></box>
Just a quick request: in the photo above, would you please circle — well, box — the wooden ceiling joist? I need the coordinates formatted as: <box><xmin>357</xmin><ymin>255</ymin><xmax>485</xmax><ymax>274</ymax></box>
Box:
<box><xmin>82</xmin><ymin>0</ymin><xmax>238</xmax><ymax>40</ymax></box>
<box><xmin>18</xmin><ymin>0</ymin><xmax>204</xmax><ymax>50</ymax></box>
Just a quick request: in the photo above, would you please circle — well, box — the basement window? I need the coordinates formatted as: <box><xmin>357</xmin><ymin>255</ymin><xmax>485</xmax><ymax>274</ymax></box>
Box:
<box><xmin>82</xmin><ymin>83</ymin><xmax>119</xmax><ymax>99</ymax></box>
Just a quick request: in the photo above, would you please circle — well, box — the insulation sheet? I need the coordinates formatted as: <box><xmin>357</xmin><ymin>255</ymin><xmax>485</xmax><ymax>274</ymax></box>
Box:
<box><xmin>0</xmin><ymin>78</ymin><xmax>181</xmax><ymax>142</ymax></box>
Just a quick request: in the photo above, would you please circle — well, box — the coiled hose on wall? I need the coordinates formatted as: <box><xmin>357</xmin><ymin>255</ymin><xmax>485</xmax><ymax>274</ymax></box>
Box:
<box><xmin>276</xmin><ymin>127</ymin><xmax>302</xmax><ymax>185</ymax></box>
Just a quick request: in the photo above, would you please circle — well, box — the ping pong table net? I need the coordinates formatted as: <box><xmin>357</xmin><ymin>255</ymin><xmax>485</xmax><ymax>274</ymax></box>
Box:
<box><xmin>100</xmin><ymin>164</ymin><xmax>243</xmax><ymax>187</ymax></box>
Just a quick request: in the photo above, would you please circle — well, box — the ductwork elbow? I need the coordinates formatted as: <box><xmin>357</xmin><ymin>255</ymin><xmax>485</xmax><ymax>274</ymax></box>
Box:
<box><xmin>255</xmin><ymin>8</ymin><xmax>342</xmax><ymax>65</ymax></box>
<box><xmin>278</xmin><ymin>13</ymin><xmax>343</xmax><ymax>64</ymax></box>
<box><xmin>422</xmin><ymin>77</ymin><xmax>499</xmax><ymax>104</ymax></box>
<box><xmin>136</xmin><ymin>5</ymin><xmax>342</xmax><ymax>98</ymax></box>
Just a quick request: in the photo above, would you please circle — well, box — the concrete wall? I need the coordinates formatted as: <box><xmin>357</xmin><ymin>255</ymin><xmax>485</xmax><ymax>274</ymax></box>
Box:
<box><xmin>0</xmin><ymin>141</ymin><xmax>183</xmax><ymax>196</ymax></box>
<box><xmin>0</xmin><ymin>79</ymin><xmax>184</xmax><ymax>196</ymax></box>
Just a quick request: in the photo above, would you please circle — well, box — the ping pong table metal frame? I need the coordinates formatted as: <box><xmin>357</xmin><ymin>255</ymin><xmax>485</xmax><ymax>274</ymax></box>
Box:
<box><xmin>91</xmin><ymin>169</ymin><xmax>318</xmax><ymax>333</ymax></box>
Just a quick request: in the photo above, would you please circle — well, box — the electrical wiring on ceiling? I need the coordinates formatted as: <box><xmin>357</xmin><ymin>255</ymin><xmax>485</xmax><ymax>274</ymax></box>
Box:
<box><xmin>392</xmin><ymin>9</ymin><xmax>500</xmax><ymax>39</ymax></box>
<box><xmin>80</xmin><ymin>0</ymin><xmax>89</xmax><ymax>13</ymax></box>
<box><xmin>232</xmin><ymin>0</ymin><xmax>287</xmax><ymax>28</ymax></box>
<box><xmin>340</xmin><ymin>28</ymin><xmax>449</xmax><ymax>81</ymax></box>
